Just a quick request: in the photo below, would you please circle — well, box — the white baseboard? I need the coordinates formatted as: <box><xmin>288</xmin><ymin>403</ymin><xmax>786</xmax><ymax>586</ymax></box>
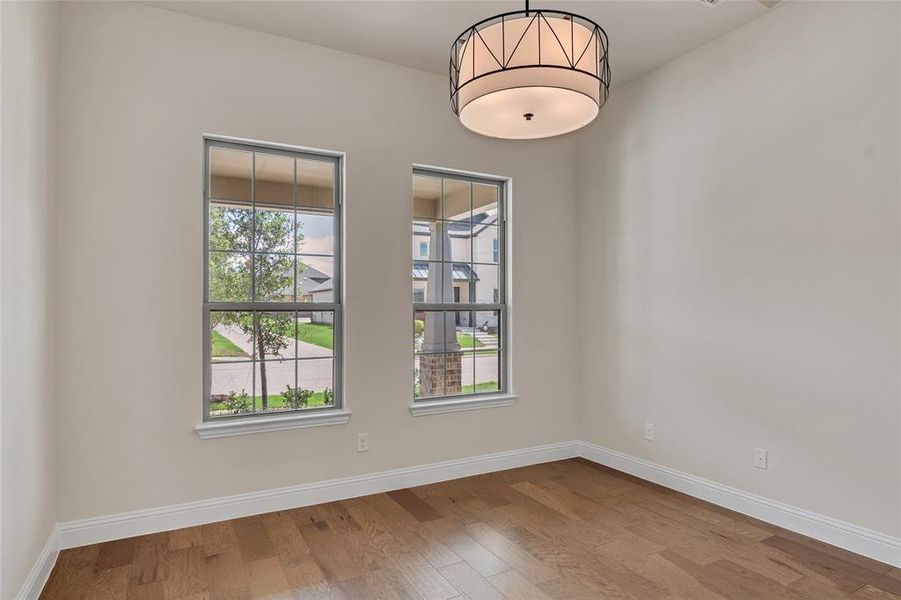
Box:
<box><xmin>577</xmin><ymin>441</ymin><xmax>901</xmax><ymax>568</ymax></box>
<box><xmin>24</xmin><ymin>438</ymin><xmax>900</xmax><ymax>598</ymax></box>
<box><xmin>55</xmin><ymin>441</ymin><xmax>578</xmax><ymax>550</ymax></box>
<box><xmin>16</xmin><ymin>531</ymin><xmax>59</xmax><ymax>600</ymax></box>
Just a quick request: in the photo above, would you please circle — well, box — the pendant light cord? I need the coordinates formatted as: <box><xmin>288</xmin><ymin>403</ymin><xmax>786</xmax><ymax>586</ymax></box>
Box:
<box><xmin>525</xmin><ymin>0</ymin><xmax>530</xmax><ymax>16</ymax></box>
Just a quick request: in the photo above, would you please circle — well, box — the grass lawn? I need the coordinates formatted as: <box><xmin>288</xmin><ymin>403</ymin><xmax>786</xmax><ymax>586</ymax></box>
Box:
<box><xmin>462</xmin><ymin>381</ymin><xmax>499</xmax><ymax>393</ymax></box>
<box><xmin>298</xmin><ymin>323</ymin><xmax>334</xmax><ymax>349</ymax></box>
<box><xmin>211</xmin><ymin>331</ymin><xmax>248</xmax><ymax>358</ymax></box>
<box><xmin>456</xmin><ymin>333</ymin><xmax>484</xmax><ymax>349</ymax></box>
<box><xmin>415</xmin><ymin>381</ymin><xmax>498</xmax><ymax>397</ymax></box>
<box><xmin>210</xmin><ymin>392</ymin><xmax>332</xmax><ymax>413</ymax></box>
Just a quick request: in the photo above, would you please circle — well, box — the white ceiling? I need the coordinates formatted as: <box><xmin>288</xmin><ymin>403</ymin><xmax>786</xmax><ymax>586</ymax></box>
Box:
<box><xmin>144</xmin><ymin>1</ymin><xmax>773</xmax><ymax>89</ymax></box>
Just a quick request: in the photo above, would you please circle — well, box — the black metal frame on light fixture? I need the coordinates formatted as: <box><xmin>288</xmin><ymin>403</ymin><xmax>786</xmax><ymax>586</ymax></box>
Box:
<box><xmin>449</xmin><ymin>3</ymin><xmax>611</xmax><ymax>115</ymax></box>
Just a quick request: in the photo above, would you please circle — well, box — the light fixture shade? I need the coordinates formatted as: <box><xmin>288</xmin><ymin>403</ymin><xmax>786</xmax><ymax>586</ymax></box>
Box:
<box><xmin>450</xmin><ymin>10</ymin><xmax>610</xmax><ymax>140</ymax></box>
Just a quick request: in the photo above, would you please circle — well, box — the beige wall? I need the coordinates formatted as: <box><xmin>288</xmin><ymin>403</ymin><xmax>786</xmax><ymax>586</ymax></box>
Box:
<box><xmin>575</xmin><ymin>1</ymin><xmax>900</xmax><ymax>536</ymax></box>
<box><xmin>1</xmin><ymin>1</ymin><xmax>60</xmax><ymax>596</ymax></box>
<box><xmin>54</xmin><ymin>1</ymin><xmax>580</xmax><ymax>522</ymax></box>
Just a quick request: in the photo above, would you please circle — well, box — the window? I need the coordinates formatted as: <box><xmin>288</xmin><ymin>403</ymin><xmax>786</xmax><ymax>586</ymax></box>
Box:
<box><xmin>203</xmin><ymin>138</ymin><xmax>343</xmax><ymax>426</ymax></box>
<box><xmin>419</xmin><ymin>241</ymin><xmax>429</xmax><ymax>257</ymax></box>
<box><xmin>412</xmin><ymin>167</ymin><xmax>509</xmax><ymax>409</ymax></box>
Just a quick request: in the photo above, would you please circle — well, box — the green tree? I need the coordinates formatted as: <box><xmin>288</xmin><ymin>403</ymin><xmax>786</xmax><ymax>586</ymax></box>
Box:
<box><xmin>209</xmin><ymin>204</ymin><xmax>301</xmax><ymax>410</ymax></box>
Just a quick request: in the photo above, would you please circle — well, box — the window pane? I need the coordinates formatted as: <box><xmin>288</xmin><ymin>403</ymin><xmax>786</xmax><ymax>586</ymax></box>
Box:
<box><xmin>208</xmin><ymin>251</ymin><xmax>251</xmax><ymax>302</ymax></box>
<box><xmin>209</xmin><ymin>202</ymin><xmax>252</xmax><ymax>252</ymax></box>
<box><xmin>297</xmin><ymin>358</ymin><xmax>335</xmax><ymax>407</ymax></box>
<box><xmin>472</xmin><ymin>225</ymin><xmax>500</xmax><ymax>264</ymax></box>
<box><xmin>472</xmin><ymin>349</ymin><xmax>500</xmax><ymax>394</ymax></box>
<box><xmin>210</xmin><ymin>311</ymin><xmax>252</xmax><ymax>363</ymax></box>
<box><xmin>210</xmin><ymin>362</ymin><xmax>254</xmax><ymax>416</ymax></box>
<box><xmin>415</xmin><ymin>310</ymin><xmax>448</xmax><ymax>353</ymax></box>
<box><xmin>298</xmin><ymin>159</ymin><xmax>335</xmax><ymax>210</ymax></box>
<box><xmin>443</xmin><ymin>178</ymin><xmax>472</xmax><ymax>222</ymax></box>
<box><xmin>472</xmin><ymin>182</ymin><xmax>499</xmax><ymax>219</ymax></box>
<box><xmin>412</xmin><ymin>220</ymin><xmax>443</xmax><ymax>262</ymax></box>
<box><xmin>474</xmin><ymin>310</ymin><xmax>501</xmax><ymax>344</ymax></box>
<box><xmin>413</xmin><ymin>174</ymin><xmax>441</xmax><ymax>220</ymax></box>
<box><xmin>441</xmin><ymin>351</ymin><xmax>473</xmax><ymax>397</ymax></box>
<box><xmin>254</xmin><ymin>253</ymin><xmax>295</xmax><ymax>301</ymax></box>
<box><xmin>454</xmin><ymin>263</ymin><xmax>479</xmax><ymax>303</ymax></box>
<box><xmin>209</xmin><ymin>147</ymin><xmax>251</xmax><ymax>202</ymax></box>
<box><xmin>296</xmin><ymin>311</ymin><xmax>335</xmax><ymax>357</ymax></box>
<box><xmin>454</xmin><ymin>311</ymin><xmax>481</xmax><ymax>349</ymax></box>
<box><xmin>254</xmin><ymin>152</ymin><xmax>294</xmax><ymax>208</ymax></box>
<box><xmin>255</xmin><ymin>359</ymin><xmax>295</xmax><ymax>412</ymax></box>
<box><xmin>472</xmin><ymin>264</ymin><xmax>500</xmax><ymax>304</ymax></box>
<box><xmin>415</xmin><ymin>353</ymin><xmax>445</xmax><ymax>399</ymax></box>
<box><xmin>254</xmin><ymin>205</ymin><xmax>295</xmax><ymax>253</ymax></box>
<box><xmin>297</xmin><ymin>210</ymin><xmax>335</xmax><ymax>256</ymax></box>
<box><xmin>298</xmin><ymin>255</ymin><xmax>334</xmax><ymax>302</ymax></box>
<box><xmin>255</xmin><ymin>311</ymin><xmax>295</xmax><ymax>361</ymax></box>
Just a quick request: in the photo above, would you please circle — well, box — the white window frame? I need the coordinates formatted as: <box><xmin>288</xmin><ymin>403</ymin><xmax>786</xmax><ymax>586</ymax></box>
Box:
<box><xmin>196</xmin><ymin>135</ymin><xmax>349</xmax><ymax>438</ymax></box>
<box><xmin>410</xmin><ymin>165</ymin><xmax>516</xmax><ymax>416</ymax></box>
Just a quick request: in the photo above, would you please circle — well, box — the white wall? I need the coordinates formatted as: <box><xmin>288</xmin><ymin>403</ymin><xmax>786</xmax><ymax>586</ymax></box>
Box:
<box><xmin>54</xmin><ymin>1</ymin><xmax>580</xmax><ymax>522</ymax></box>
<box><xmin>576</xmin><ymin>1</ymin><xmax>900</xmax><ymax>536</ymax></box>
<box><xmin>0</xmin><ymin>1</ymin><xmax>60</xmax><ymax>596</ymax></box>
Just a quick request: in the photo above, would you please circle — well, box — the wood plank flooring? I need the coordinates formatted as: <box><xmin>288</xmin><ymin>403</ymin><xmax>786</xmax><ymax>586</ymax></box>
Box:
<box><xmin>41</xmin><ymin>459</ymin><xmax>900</xmax><ymax>599</ymax></box>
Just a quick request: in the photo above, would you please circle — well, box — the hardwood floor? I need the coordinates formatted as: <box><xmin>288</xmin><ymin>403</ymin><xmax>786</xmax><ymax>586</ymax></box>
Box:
<box><xmin>41</xmin><ymin>459</ymin><xmax>900</xmax><ymax>599</ymax></box>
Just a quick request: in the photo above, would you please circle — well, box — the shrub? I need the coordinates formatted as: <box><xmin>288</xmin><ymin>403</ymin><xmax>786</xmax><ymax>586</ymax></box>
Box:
<box><xmin>322</xmin><ymin>388</ymin><xmax>334</xmax><ymax>405</ymax></box>
<box><xmin>223</xmin><ymin>390</ymin><xmax>252</xmax><ymax>414</ymax></box>
<box><xmin>283</xmin><ymin>385</ymin><xmax>314</xmax><ymax>409</ymax></box>
<box><xmin>414</xmin><ymin>319</ymin><xmax>425</xmax><ymax>335</ymax></box>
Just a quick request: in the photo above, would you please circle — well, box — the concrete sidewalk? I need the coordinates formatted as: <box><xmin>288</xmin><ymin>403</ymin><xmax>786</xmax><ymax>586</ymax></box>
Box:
<box><xmin>216</xmin><ymin>324</ymin><xmax>332</xmax><ymax>360</ymax></box>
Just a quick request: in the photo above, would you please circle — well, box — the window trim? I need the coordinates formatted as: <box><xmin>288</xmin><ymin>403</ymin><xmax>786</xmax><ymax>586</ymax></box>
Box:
<box><xmin>410</xmin><ymin>164</ymin><xmax>514</xmax><ymax>415</ymax></box>
<box><xmin>198</xmin><ymin>135</ymin><xmax>348</xmax><ymax>436</ymax></box>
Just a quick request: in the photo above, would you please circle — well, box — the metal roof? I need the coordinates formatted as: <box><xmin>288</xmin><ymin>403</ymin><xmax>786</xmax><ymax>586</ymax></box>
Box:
<box><xmin>412</xmin><ymin>262</ymin><xmax>479</xmax><ymax>281</ymax></box>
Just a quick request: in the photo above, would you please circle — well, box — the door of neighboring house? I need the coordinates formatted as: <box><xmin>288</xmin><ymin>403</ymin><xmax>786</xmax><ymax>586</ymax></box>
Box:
<box><xmin>454</xmin><ymin>287</ymin><xmax>461</xmax><ymax>324</ymax></box>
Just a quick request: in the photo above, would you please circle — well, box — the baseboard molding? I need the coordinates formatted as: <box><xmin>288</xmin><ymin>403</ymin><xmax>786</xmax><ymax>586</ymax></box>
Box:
<box><xmin>55</xmin><ymin>440</ymin><xmax>579</xmax><ymax>550</ymax></box>
<box><xmin>577</xmin><ymin>441</ymin><xmax>901</xmax><ymax>567</ymax></box>
<box><xmin>25</xmin><ymin>438</ymin><xmax>899</xmax><ymax>598</ymax></box>
<box><xmin>17</xmin><ymin>530</ymin><xmax>59</xmax><ymax>600</ymax></box>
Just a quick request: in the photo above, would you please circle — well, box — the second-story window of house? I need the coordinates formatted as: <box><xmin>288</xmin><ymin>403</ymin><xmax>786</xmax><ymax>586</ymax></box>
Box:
<box><xmin>411</xmin><ymin>167</ymin><xmax>507</xmax><ymax>403</ymax></box>
<box><xmin>419</xmin><ymin>241</ymin><xmax>429</xmax><ymax>257</ymax></box>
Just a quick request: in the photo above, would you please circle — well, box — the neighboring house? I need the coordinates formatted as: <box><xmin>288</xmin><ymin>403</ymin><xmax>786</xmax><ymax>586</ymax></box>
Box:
<box><xmin>412</xmin><ymin>211</ymin><xmax>500</xmax><ymax>328</ymax></box>
<box><xmin>300</xmin><ymin>265</ymin><xmax>334</xmax><ymax>324</ymax></box>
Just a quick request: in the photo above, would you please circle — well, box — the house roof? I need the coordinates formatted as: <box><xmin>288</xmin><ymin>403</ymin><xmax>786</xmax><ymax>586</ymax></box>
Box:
<box><xmin>299</xmin><ymin>265</ymin><xmax>332</xmax><ymax>295</ymax></box>
<box><xmin>412</xmin><ymin>262</ymin><xmax>479</xmax><ymax>282</ymax></box>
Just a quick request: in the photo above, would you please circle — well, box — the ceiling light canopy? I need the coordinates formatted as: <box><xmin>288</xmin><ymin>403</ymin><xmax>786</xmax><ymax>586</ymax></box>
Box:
<box><xmin>450</xmin><ymin>2</ymin><xmax>611</xmax><ymax>140</ymax></box>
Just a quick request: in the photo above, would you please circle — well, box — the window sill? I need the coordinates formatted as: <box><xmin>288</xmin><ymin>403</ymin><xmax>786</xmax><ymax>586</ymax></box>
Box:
<box><xmin>195</xmin><ymin>410</ymin><xmax>351</xmax><ymax>439</ymax></box>
<box><xmin>409</xmin><ymin>394</ymin><xmax>517</xmax><ymax>417</ymax></box>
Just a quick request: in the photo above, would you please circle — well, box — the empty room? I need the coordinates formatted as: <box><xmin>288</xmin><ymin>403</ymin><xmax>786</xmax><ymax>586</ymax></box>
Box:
<box><xmin>1</xmin><ymin>0</ymin><xmax>899</xmax><ymax>598</ymax></box>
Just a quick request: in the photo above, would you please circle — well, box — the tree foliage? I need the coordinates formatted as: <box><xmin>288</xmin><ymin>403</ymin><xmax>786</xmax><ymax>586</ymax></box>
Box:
<box><xmin>209</xmin><ymin>204</ymin><xmax>302</xmax><ymax>409</ymax></box>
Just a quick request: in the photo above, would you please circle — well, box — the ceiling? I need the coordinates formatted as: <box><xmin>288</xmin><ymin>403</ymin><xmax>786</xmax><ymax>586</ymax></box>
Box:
<box><xmin>144</xmin><ymin>1</ymin><xmax>773</xmax><ymax>89</ymax></box>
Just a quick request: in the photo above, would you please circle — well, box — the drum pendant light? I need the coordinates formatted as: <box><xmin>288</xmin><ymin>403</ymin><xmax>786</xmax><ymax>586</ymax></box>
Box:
<box><xmin>449</xmin><ymin>1</ymin><xmax>611</xmax><ymax>139</ymax></box>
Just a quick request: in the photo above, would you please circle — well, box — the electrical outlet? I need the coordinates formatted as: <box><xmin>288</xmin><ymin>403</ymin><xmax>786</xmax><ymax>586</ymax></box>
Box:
<box><xmin>754</xmin><ymin>447</ymin><xmax>767</xmax><ymax>469</ymax></box>
<box><xmin>357</xmin><ymin>432</ymin><xmax>369</xmax><ymax>453</ymax></box>
<box><xmin>644</xmin><ymin>422</ymin><xmax>655</xmax><ymax>441</ymax></box>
